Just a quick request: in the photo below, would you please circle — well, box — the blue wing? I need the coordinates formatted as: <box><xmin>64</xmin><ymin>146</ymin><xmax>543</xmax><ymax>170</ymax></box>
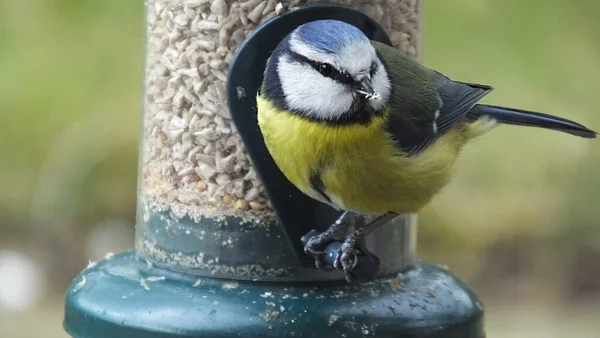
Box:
<box><xmin>374</xmin><ymin>40</ymin><xmax>493</xmax><ymax>155</ymax></box>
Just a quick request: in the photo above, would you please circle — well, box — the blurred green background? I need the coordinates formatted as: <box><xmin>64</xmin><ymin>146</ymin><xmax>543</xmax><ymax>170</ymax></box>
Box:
<box><xmin>0</xmin><ymin>0</ymin><xmax>598</xmax><ymax>337</ymax></box>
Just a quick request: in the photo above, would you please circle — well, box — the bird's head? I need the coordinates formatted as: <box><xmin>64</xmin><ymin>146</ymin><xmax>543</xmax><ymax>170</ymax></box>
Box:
<box><xmin>262</xmin><ymin>20</ymin><xmax>391</xmax><ymax>123</ymax></box>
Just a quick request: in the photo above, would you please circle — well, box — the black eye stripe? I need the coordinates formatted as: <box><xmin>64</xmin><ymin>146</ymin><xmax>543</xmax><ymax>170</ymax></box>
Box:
<box><xmin>287</xmin><ymin>51</ymin><xmax>357</xmax><ymax>86</ymax></box>
<box><xmin>370</xmin><ymin>62</ymin><xmax>378</xmax><ymax>76</ymax></box>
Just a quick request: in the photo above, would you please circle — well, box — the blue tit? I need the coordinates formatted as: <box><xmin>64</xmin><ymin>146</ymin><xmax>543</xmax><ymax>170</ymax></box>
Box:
<box><xmin>256</xmin><ymin>19</ymin><xmax>597</xmax><ymax>281</ymax></box>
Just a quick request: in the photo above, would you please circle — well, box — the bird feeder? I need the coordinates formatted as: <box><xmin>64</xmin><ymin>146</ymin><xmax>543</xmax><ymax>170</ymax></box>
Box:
<box><xmin>64</xmin><ymin>1</ymin><xmax>486</xmax><ymax>337</ymax></box>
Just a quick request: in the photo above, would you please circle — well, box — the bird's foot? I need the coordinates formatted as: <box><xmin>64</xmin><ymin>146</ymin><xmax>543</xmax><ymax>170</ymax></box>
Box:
<box><xmin>333</xmin><ymin>230</ymin><xmax>381</xmax><ymax>283</ymax></box>
<box><xmin>303</xmin><ymin>229</ymin><xmax>346</xmax><ymax>270</ymax></box>
<box><xmin>303</xmin><ymin>212</ymin><xmax>350</xmax><ymax>270</ymax></box>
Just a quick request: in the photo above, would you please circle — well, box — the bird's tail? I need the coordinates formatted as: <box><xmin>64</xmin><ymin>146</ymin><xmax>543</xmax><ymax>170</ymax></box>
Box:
<box><xmin>467</xmin><ymin>104</ymin><xmax>597</xmax><ymax>139</ymax></box>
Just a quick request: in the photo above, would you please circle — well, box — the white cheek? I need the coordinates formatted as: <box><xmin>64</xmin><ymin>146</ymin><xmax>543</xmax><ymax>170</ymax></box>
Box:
<box><xmin>278</xmin><ymin>57</ymin><xmax>353</xmax><ymax>120</ymax></box>
<box><xmin>369</xmin><ymin>65</ymin><xmax>391</xmax><ymax>111</ymax></box>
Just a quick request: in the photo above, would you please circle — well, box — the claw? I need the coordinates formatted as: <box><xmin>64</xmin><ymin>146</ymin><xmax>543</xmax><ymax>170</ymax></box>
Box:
<box><xmin>313</xmin><ymin>256</ymin><xmax>322</xmax><ymax>269</ymax></box>
<box><xmin>333</xmin><ymin>233</ymin><xmax>381</xmax><ymax>283</ymax></box>
<box><xmin>303</xmin><ymin>227</ymin><xmax>346</xmax><ymax>270</ymax></box>
<box><xmin>333</xmin><ymin>254</ymin><xmax>341</xmax><ymax>270</ymax></box>
<box><xmin>351</xmin><ymin>254</ymin><xmax>359</xmax><ymax>270</ymax></box>
<box><xmin>304</xmin><ymin>247</ymin><xmax>326</xmax><ymax>256</ymax></box>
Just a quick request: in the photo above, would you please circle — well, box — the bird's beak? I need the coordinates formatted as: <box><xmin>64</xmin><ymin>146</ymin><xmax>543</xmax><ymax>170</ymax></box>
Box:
<box><xmin>356</xmin><ymin>77</ymin><xmax>380</xmax><ymax>100</ymax></box>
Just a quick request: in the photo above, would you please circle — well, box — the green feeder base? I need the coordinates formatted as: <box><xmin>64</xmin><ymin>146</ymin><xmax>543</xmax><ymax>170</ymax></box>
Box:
<box><xmin>64</xmin><ymin>251</ymin><xmax>485</xmax><ymax>337</ymax></box>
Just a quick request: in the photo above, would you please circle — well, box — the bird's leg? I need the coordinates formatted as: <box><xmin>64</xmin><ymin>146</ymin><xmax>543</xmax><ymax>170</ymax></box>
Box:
<box><xmin>334</xmin><ymin>212</ymin><xmax>398</xmax><ymax>282</ymax></box>
<box><xmin>304</xmin><ymin>211</ymin><xmax>351</xmax><ymax>269</ymax></box>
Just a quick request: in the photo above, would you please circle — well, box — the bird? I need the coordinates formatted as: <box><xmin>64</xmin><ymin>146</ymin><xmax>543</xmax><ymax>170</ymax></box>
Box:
<box><xmin>255</xmin><ymin>19</ymin><xmax>597</xmax><ymax>282</ymax></box>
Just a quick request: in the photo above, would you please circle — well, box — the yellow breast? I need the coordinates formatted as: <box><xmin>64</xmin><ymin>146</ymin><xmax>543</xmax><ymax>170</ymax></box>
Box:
<box><xmin>256</xmin><ymin>95</ymin><xmax>470</xmax><ymax>215</ymax></box>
